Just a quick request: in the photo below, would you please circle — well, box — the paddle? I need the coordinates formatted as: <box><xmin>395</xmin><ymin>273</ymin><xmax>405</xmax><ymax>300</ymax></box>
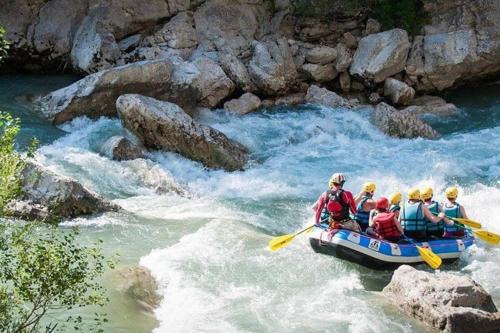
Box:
<box><xmin>402</xmin><ymin>235</ymin><xmax>442</xmax><ymax>269</ymax></box>
<box><xmin>453</xmin><ymin>224</ymin><xmax>500</xmax><ymax>245</ymax></box>
<box><xmin>268</xmin><ymin>224</ymin><xmax>316</xmax><ymax>251</ymax></box>
<box><xmin>447</xmin><ymin>216</ymin><xmax>481</xmax><ymax>229</ymax></box>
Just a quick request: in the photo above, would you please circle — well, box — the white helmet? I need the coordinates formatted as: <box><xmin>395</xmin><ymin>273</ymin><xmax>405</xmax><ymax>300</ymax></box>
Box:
<box><xmin>329</xmin><ymin>173</ymin><xmax>346</xmax><ymax>188</ymax></box>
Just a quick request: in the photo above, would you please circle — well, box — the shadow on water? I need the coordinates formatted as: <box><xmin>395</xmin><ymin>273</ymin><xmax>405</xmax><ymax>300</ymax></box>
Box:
<box><xmin>0</xmin><ymin>74</ymin><xmax>80</xmax><ymax>148</ymax></box>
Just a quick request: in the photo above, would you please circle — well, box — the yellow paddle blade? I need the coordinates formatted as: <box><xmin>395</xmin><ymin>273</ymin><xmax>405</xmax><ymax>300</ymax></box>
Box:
<box><xmin>268</xmin><ymin>234</ymin><xmax>295</xmax><ymax>251</ymax></box>
<box><xmin>451</xmin><ymin>217</ymin><xmax>481</xmax><ymax>229</ymax></box>
<box><xmin>416</xmin><ymin>246</ymin><xmax>442</xmax><ymax>270</ymax></box>
<box><xmin>473</xmin><ymin>230</ymin><xmax>500</xmax><ymax>245</ymax></box>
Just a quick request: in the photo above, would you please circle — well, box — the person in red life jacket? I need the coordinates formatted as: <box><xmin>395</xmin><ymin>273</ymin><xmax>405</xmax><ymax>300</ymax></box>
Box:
<box><xmin>354</xmin><ymin>182</ymin><xmax>377</xmax><ymax>231</ymax></box>
<box><xmin>366</xmin><ymin>197</ymin><xmax>404</xmax><ymax>242</ymax></box>
<box><xmin>312</xmin><ymin>172</ymin><xmax>360</xmax><ymax>232</ymax></box>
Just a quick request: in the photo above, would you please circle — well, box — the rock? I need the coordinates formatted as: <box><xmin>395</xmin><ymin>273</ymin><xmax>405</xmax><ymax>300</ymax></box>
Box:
<box><xmin>305</xmin><ymin>46</ymin><xmax>337</xmax><ymax>65</ymax></box>
<box><xmin>335</xmin><ymin>42</ymin><xmax>352</xmax><ymax>72</ymax></box>
<box><xmin>100</xmin><ymin>136</ymin><xmax>143</xmax><ymax>161</ymax></box>
<box><xmin>261</xmin><ymin>92</ymin><xmax>306</xmax><ymax>108</ymax></box>
<box><xmin>405</xmin><ymin>35</ymin><xmax>425</xmax><ymax>77</ymax></box>
<box><xmin>302</xmin><ymin>63</ymin><xmax>338</xmax><ymax>82</ymax></box>
<box><xmin>224</xmin><ymin>93</ymin><xmax>261</xmax><ymax>115</ymax></box>
<box><xmin>350</xmin><ymin>29</ymin><xmax>411</xmax><ymax>83</ymax></box>
<box><xmin>373</xmin><ymin>102</ymin><xmax>438</xmax><ymax>138</ymax></box>
<box><xmin>109</xmin><ymin>265</ymin><xmax>162</xmax><ymax>313</ymax></box>
<box><xmin>342</xmin><ymin>32</ymin><xmax>358</xmax><ymax>49</ymax></box>
<box><xmin>71</xmin><ymin>11</ymin><xmax>122</xmax><ymax>73</ymax></box>
<box><xmin>363</xmin><ymin>18</ymin><xmax>381</xmax><ymax>36</ymax></box>
<box><xmin>118</xmin><ymin>34</ymin><xmax>142</xmax><ymax>52</ymax></box>
<box><xmin>368</xmin><ymin>92</ymin><xmax>382</xmax><ymax>104</ymax></box>
<box><xmin>339</xmin><ymin>71</ymin><xmax>351</xmax><ymax>92</ymax></box>
<box><xmin>6</xmin><ymin>160</ymin><xmax>119</xmax><ymax>222</ymax></box>
<box><xmin>116</xmin><ymin>94</ymin><xmax>249</xmax><ymax>171</ymax></box>
<box><xmin>383</xmin><ymin>78</ymin><xmax>415</xmax><ymax>105</ymax></box>
<box><xmin>305</xmin><ymin>85</ymin><xmax>357</xmax><ymax>109</ymax></box>
<box><xmin>382</xmin><ymin>265</ymin><xmax>500</xmax><ymax>333</ymax></box>
<box><xmin>404</xmin><ymin>95</ymin><xmax>459</xmax><ymax>117</ymax></box>
<box><xmin>40</xmin><ymin>59</ymin><xmax>174</xmax><ymax>124</ymax></box>
<box><xmin>218</xmin><ymin>51</ymin><xmax>257</xmax><ymax>93</ymax></box>
<box><xmin>248</xmin><ymin>38</ymin><xmax>298</xmax><ymax>95</ymax></box>
<box><xmin>192</xmin><ymin>57</ymin><xmax>235</xmax><ymax>107</ymax></box>
<box><xmin>142</xmin><ymin>11</ymin><xmax>198</xmax><ymax>49</ymax></box>
<box><xmin>193</xmin><ymin>0</ymin><xmax>268</xmax><ymax>56</ymax></box>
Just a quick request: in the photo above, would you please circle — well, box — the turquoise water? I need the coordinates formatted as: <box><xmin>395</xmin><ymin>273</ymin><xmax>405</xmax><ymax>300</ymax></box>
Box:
<box><xmin>1</xmin><ymin>75</ymin><xmax>500</xmax><ymax>333</ymax></box>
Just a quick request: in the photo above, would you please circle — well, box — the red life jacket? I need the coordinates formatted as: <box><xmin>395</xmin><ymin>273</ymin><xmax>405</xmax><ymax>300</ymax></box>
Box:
<box><xmin>374</xmin><ymin>211</ymin><xmax>400</xmax><ymax>239</ymax></box>
<box><xmin>325</xmin><ymin>189</ymin><xmax>350</xmax><ymax>221</ymax></box>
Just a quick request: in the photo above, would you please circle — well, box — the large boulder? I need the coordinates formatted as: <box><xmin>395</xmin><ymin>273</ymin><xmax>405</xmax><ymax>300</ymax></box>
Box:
<box><xmin>218</xmin><ymin>51</ymin><xmax>257</xmax><ymax>93</ymax></box>
<box><xmin>39</xmin><ymin>59</ymin><xmax>174</xmax><ymax>124</ymax></box>
<box><xmin>191</xmin><ymin>57</ymin><xmax>235</xmax><ymax>107</ymax></box>
<box><xmin>6</xmin><ymin>160</ymin><xmax>118</xmax><ymax>222</ymax></box>
<box><xmin>224</xmin><ymin>92</ymin><xmax>261</xmax><ymax>115</ymax></box>
<box><xmin>350</xmin><ymin>29</ymin><xmax>411</xmax><ymax>83</ymax></box>
<box><xmin>373</xmin><ymin>102</ymin><xmax>438</xmax><ymax>139</ymax></box>
<box><xmin>248</xmin><ymin>38</ymin><xmax>298</xmax><ymax>95</ymax></box>
<box><xmin>109</xmin><ymin>265</ymin><xmax>162</xmax><ymax>313</ymax></box>
<box><xmin>305</xmin><ymin>85</ymin><xmax>357</xmax><ymax>109</ymax></box>
<box><xmin>305</xmin><ymin>46</ymin><xmax>337</xmax><ymax>65</ymax></box>
<box><xmin>141</xmin><ymin>11</ymin><xmax>198</xmax><ymax>50</ymax></box>
<box><xmin>382</xmin><ymin>265</ymin><xmax>500</xmax><ymax>333</ymax></box>
<box><xmin>116</xmin><ymin>94</ymin><xmax>249</xmax><ymax>171</ymax></box>
<box><xmin>383</xmin><ymin>78</ymin><xmax>415</xmax><ymax>106</ymax></box>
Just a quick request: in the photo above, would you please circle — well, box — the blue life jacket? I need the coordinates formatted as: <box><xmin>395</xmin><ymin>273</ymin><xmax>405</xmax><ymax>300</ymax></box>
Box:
<box><xmin>425</xmin><ymin>200</ymin><xmax>444</xmax><ymax>232</ymax></box>
<box><xmin>389</xmin><ymin>204</ymin><xmax>400</xmax><ymax>213</ymax></box>
<box><xmin>355</xmin><ymin>195</ymin><xmax>372</xmax><ymax>229</ymax></box>
<box><xmin>401</xmin><ymin>201</ymin><xmax>426</xmax><ymax>231</ymax></box>
<box><xmin>444</xmin><ymin>202</ymin><xmax>462</xmax><ymax>233</ymax></box>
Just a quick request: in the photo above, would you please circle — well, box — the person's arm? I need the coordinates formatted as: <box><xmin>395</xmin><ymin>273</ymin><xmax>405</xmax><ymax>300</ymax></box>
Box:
<box><xmin>345</xmin><ymin>191</ymin><xmax>357</xmax><ymax>215</ymax></box>
<box><xmin>314</xmin><ymin>193</ymin><xmax>326</xmax><ymax>224</ymax></box>
<box><xmin>354</xmin><ymin>191</ymin><xmax>364</xmax><ymax>205</ymax></box>
<box><xmin>423</xmin><ymin>206</ymin><xmax>445</xmax><ymax>223</ymax></box>
<box><xmin>363</xmin><ymin>199</ymin><xmax>376</xmax><ymax>212</ymax></box>
<box><xmin>393</xmin><ymin>210</ymin><xmax>400</xmax><ymax>220</ymax></box>
<box><xmin>394</xmin><ymin>218</ymin><xmax>404</xmax><ymax>234</ymax></box>
<box><xmin>460</xmin><ymin>206</ymin><xmax>468</xmax><ymax>219</ymax></box>
<box><xmin>368</xmin><ymin>209</ymin><xmax>376</xmax><ymax>227</ymax></box>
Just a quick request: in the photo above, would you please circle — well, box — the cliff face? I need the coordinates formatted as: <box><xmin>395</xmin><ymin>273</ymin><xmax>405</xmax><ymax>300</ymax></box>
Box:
<box><xmin>2</xmin><ymin>0</ymin><xmax>500</xmax><ymax>95</ymax></box>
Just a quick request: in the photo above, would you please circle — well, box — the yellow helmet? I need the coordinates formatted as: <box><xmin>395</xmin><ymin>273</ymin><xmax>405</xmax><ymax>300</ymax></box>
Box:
<box><xmin>445</xmin><ymin>186</ymin><xmax>458</xmax><ymax>199</ymax></box>
<box><xmin>389</xmin><ymin>192</ymin><xmax>402</xmax><ymax>205</ymax></box>
<box><xmin>362</xmin><ymin>182</ymin><xmax>376</xmax><ymax>193</ymax></box>
<box><xmin>408</xmin><ymin>187</ymin><xmax>421</xmax><ymax>200</ymax></box>
<box><xmin>421</xmin><ymin>187</ymin><xmax>433</xmax><ymax>200</ymax></box>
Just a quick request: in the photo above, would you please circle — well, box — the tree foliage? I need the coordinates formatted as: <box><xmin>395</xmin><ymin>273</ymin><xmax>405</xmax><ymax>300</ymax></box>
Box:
<box><xmin>0</xmin><ymin>27</ymin><xmax>8</xmax><ymax>62</ymax></box>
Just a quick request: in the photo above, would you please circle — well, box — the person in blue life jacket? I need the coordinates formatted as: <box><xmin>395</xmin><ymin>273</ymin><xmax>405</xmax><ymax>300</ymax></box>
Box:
<box><xmin>421</xmin><ymin>186</ymin><xmax>451</xmax><ymax>239</ymax></box>
<box><xmin>399</xmin><ymin>188</ymin><xmax>446</xmax><ymax>241</ymax></box>
<box><xmin>442</xmin><ymin>186</ymin><xmax>468</xmax><ymax>238</ymax></box>
<box><xmin>389</xmin><ymin>192</ymin><xmax>402</xmax><ymax>220</ymax></box>
<box><xmin>354</xmin><ymin>182</ymin><xmax>377</xmax><ymax>232</ymax></box>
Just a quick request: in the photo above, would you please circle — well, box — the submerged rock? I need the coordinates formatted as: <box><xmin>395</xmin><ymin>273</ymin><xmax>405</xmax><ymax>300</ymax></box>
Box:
<box><xmin>305</xmin><ymin>85</ymin><xmax>357</xmax><ymax>109</ymax></box>
<box><xmin>6</xmin><ymin>160</ymin><xmax>119</xmax><ymax>222</ymax></box>
<box><xmin>373</xmin><ymin>102</ymin><xmax>438</xmax><ymax>139</ymax></box>
<box><xmin>382</xmin><ymin>265</ymin><xmax>500</xmax><ymax>333</ymax></box>
<box><xmin>224</xmin><ymin>93</ymin><xmax>261</xmax><ymax>115</ymax></box>
<box><xmin>109</xmin><ymin>265</ymin><xmax>162</xmax><ymax>313</ymax></box>
<box><xmin>100</xmin><ymin>136</ymin><xmax>143</xmax><ymax>161</ymax></box>
<box><xmin>350</xmin><ymin>29</ymin><xmax>411</xmax><ymax>83</ymax></box>
<box><xmin>116</xmin><ymin>94</ymin><xmax>249</xmax><ymax>171</ymax></box>
<box><xmin>39</xmin><ymin>59</ymin><xmax>174</xmax><ymax>124</ymax></box>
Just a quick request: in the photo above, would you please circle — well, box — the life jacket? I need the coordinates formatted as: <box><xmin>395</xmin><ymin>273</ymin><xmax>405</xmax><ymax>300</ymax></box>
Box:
<box><xmin>401</xmin><ymin>201</ymin><xmax>426</xmax><ymax>231</ymax></box>
<box><xmin>355</xmin><ymin>195</ymin><xmax>372</xmax><ymax>228</ymax></box>
<box><xmin>443</xmin><ymin>202</ymin><xmax>462</xmax><ymax>233</ymax></box>
<box><xmin>374</xmin><ymin>211</ymin><xmax>400</xmax><ymax>239</ymax></box>
<box><xmin>325</xmin><ymin>189</ymin><xmax>350</xmax><ymax>221</ymax></box>
<box><xmin>389</xmin><ymin>204</ymin><xmax>400</xmax><ymax>213</ymax></box>
<box><xmin>424</xmin><ymin>200</ymin><xmax>444</xmax><ymax>232</ymax></box>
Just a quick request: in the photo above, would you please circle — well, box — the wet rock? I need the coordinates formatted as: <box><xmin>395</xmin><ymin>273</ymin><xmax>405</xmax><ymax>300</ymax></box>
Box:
<box><xmin>219</xmin><ymin>51</ymin><xmax>257</xmax><ymax>93</ymax></box>
<box><xmin>6</xmin><ymin>160</ymin><xmax>119</xmax><ymax>222</ymax></box>
<box><xmin>110</xmin><ymin>265</ymin><xmax>162</xmax><ymax>313</ymax></box>
<box><xmin>261</xmin><ymin>92</ymin><xmax>306</xmax><ymax>108</ymax></box>
<box><xmin>335</xmin><ymin>42</ymin><xmax>352</xmax><ymax>72</ymax></box>
<box><xmin>192</xmin><ymin>57</ymin><xmax>235</xmax><ymax>107</ymax></box>
<box><xmin>40</xmin><ymin>59</ymin><xmax>174</xmax><ymax>124</ymax></box>
<box><xmin>382</xmin><ymin>265</ymin><xmax>500</xmax><ymax>333</ymax></box>
<box><xmin>224</xmin><ymin>93</ymin><xmax>261</xmax><ymax>115</ymax></box>
<box><xmin>100</xmin><ymin>136</ymin><xmax>143</xmax><ymax>161</ymax></box>
<box><xmin>373</xmin><ymin>102</ymin><xmax>438</xmax><ymax>138</ymax></box>
<box><xmin>248</xmin><ymin>38</ymin><xmax>298</xmax><ymax>95</ymax></box>
<box><xmin>116</xmin><ymin>94</ymin><xmax>248</xmax><ymax>171</ymax></box>
<box><xmin>305</xmin><ymin>85</ymin><xmax>357</xmax><ymax>109</ymax></box>
<box><xmin>403</xmin><ymin>95</ymin><xmax>459</xmax><ymax>117</ymax></box>
<box><xmin>383</xmin><ymin>78</ymin><xmax>415</xmax><ymax>106</ymax></box>
<box><xmin>350</xmin><ymin>29</ymin><xmax>411</xmax><ymax>83</ymax></box>
<box><xmin>305</xmin><ymin>46</ymin><xmax>337</xmax><ymax>65</ymax></box>
<box><xmin>302</xmin><ymin>63</ymin><xmax>337</xmax><ymax>83</ymax></box>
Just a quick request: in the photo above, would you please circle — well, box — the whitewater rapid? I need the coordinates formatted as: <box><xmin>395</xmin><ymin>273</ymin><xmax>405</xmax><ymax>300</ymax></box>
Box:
<box><xmin>27</xmin><ymin>99</ymin><xmax>499</xmax><ymax>332</ymax></box>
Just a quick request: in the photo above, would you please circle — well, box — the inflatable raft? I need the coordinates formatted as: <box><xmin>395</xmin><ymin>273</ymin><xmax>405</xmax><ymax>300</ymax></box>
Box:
<box><xmin>309</xmin><ymin>227</ymin><xmax>474</xmax><ymax>270</ymax></box>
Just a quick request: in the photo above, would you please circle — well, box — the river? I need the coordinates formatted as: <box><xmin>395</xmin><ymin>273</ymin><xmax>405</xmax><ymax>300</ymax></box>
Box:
<box><xmin>1</xmin><ymin>74</ymin><xmax>499</xmax><ymax>333</ymax></box>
